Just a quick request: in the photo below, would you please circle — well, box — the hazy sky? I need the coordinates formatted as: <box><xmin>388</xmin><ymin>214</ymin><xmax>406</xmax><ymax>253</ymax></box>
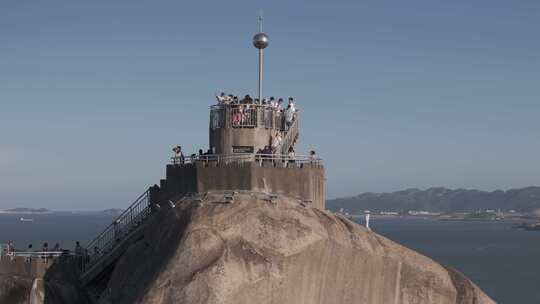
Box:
<box><xmin>1</xmin><ymin>0</ymin><xmax>539</xmax><ymax>210</ymax></box>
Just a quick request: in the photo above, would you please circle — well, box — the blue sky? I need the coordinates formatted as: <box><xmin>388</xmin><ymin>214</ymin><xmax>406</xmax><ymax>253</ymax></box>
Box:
<box><xmin>1</xmin><ymin>0</ymin><xmax>539</xmax><ymax>210</ymax></box>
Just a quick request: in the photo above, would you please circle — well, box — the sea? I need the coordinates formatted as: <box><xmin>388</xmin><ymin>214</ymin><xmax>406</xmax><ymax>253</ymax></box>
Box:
<box><xmin>1</xmin><ymin>213</ymin><xmax>538</xmax><ymax>304</ymax></box>
<box><xmin>365</xmin><ymin>218</ymin><xmax>540</xmax><ymax>304</ymax></box>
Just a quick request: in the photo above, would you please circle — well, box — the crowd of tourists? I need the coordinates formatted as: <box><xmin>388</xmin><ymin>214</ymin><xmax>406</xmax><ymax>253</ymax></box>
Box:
<box><xmin>215</xmin><ymin>93</ymin><xmax>296</xmax><ymax>112</ymax></box>
<box><xmin>215</xmin><ymin>93</ymin><xmax>298</xmax><ymax>132</ymax></box>
<box><xmin>172</xmin><ymin>146</ymin><xmax>219</xmax><ymax>164</ymax></box>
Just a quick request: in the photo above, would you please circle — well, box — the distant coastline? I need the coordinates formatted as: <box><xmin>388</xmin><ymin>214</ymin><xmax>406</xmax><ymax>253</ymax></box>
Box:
<box><xmin>0</xmin><ymin>208</ymin><xmax>123</xmax><ymax>216</ymax></box>
<box><xmin>328</xmin><ymin>186</ymin><xmax>540</xmax><ymax>215</ymax></box>
<box><xmin>0</xmin><ymin>208</ymin><xmax>51</xmax><ymax>214</ymax></box>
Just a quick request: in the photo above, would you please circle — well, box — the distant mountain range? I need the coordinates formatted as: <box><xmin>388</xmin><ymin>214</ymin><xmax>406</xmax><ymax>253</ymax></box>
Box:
<box><xmin>327</xmin><ymin>187</ymin><xmax>540</xmax><ymax>214</ymax></box>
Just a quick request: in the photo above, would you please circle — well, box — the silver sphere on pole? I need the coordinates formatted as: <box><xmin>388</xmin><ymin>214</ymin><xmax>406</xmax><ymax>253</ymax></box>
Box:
<box><xmin>253</xmin><ymin>32</ymin><xmax>268</xmax><ymax>102</ymax></box>
<box><xmin>253</xmin><ymin>33</ymin><xmax>269</xmax><ymax>49</ymax></box>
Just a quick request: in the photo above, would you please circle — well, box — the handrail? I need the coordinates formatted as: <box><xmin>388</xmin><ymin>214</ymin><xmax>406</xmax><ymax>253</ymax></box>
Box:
<box><xmin>210</xmin><ymin>104</ymin><xmax>295</xmax><ymax>131</ymax></box>
<box><xmin>230</xmin><ymin>107</ymin><xmax>257</xmax><ymax>127</ymax></box>
<box><xmin>3</xmin><ymin>251</ymin><xmax>68</xmax><ymax>258</ymax></box>
<box><xmin>171</xmin><ymin>153</ymin><xmax>321</xmax><ymax>165</ymax></box>
<box><xmin>81</xmin><ymin>189</ymin><xmax>151</xmax><ymax>272</ymax></box>
<box><xmin>280</xmin><ymin>112</ymin><xmax>299</xmax><ymax>155</ymax></box>
<box><xmin>172</xmin><ymin>153</ymin><xmax>253</xmax><ymax>165</ymax></box>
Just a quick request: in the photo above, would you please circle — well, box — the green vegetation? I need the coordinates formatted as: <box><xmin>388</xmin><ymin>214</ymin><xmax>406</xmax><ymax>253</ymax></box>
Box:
<box><xmin>327</xmin><ymin>187</ymin><xmax>540</xmax><ymax>214</ymax></box>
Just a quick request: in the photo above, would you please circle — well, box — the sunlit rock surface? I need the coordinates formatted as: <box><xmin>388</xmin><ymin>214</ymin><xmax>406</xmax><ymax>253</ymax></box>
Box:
<box><xmin>97</xmin><ymin>191</ymin><xmax>494</xmax><ymax>304</ymax></box>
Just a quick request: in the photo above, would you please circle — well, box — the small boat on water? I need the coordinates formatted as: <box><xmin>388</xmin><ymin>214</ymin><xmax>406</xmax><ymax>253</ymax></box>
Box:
<box><xmin>20</xmin><ymin>217</ymin><xmax>34</xmax><ymax>222</ymax></box>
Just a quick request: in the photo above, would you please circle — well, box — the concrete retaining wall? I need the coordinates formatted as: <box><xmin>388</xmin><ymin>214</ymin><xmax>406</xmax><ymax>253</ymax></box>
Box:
<box><xmin>0</xmin><ymin>256</ymin><xmax>51</xmax><ymax>278</ymax></box>
<box><xmin>161</xmin><ymin>162</ymin><xmax>325</xmax><ymax>209</ymax></box>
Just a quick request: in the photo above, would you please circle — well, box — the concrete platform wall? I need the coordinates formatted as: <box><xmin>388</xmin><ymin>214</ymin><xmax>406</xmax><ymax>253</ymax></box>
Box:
<box><xmin>0</xmin><ymin>256</ymin><xmax>51</xmax><ymax>278</ymax></box>
<box><xmin>161</xmin><ymin>162</ymin><xmax>325</xmax><ymax>209</ymax></box>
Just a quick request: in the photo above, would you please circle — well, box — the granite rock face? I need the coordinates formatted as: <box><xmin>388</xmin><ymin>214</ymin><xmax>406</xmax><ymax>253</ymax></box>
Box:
<box><xmin>0</xmin><ymin>259</ymin><xmax>91</xmax><ymax>304</ymax></box>
<box><xmin>0</xmin><ymin>274</ymin><xmax>34</xmax><ymax>304</ymax></box>
<box><xmin>97</xmin><ymin>191</ymin><xmax>495</xmax><ymax>304</ymax></box>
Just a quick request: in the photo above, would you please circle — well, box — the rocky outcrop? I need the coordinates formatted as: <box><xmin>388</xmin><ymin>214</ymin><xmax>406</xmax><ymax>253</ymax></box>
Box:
<box><xmin>0</xmin><ymin>274</ymin><xmax>34</xmax><ymax>304</ymax></box>
<box><xmin>96</xmin><ymin>191</ymin><xmax>494</xmax><ymax>304</ymax></box>
<box><xmin>0</xmin><ymin>260</ymin><xmax>91</xmax><ymax>304</ymax></box>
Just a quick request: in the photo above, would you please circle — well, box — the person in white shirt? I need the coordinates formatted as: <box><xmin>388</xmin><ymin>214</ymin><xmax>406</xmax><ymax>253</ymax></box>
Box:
<box><xmin>271</xmin><ymin>132</ymin><xmax>281</xmax><ymax>154</ymax></box>
<box><xmin>267</xmin><ymin>97</ymin><xmax>276</xmax><ymax>108</ymax></box>
<box><xmin>285</xmin><ymin>104</ymin><xmax>295</xmax><ymax>130</ymax></box>
<box><xmin>172</xmin><ymin>145</ymin><xmax>184</xmax><ymax>164</ymax></box>
<box><xmin>216</xmin><ymin>92</ymin><xmax>228</xmax><ymax>104</ymax></box>
<box><xmin>276</xmin><ymin>133</ymin><xmax>283</xmax><ymax>154</ymax></box>
<box><xmin>309</xmin><ymin>150</ymin><xmax>317</xmax><ymax>163</ymax></box>
<box><xmin>288</xmin><ymin>97</ymin><xmax>296</xmax><ymax>112</ymax></box>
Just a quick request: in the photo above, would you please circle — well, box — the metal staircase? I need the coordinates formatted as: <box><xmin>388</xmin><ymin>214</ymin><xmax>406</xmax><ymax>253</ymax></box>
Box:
<box><xmin>80</xmin><ymin>189</ymin><xmax>153</xmax><ymax>284</ymax></box>
<box><xmin>280</xmin><ymin>112</ymin><xmax>299</xmax><ymax>155</ymax></box>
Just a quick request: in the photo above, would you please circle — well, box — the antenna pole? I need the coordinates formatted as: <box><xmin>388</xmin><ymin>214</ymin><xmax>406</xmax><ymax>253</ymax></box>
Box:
<box><xmin>258</xmin><ymin>16</ymin><xmax>263</xmax><ymax>102</ymax></box>
<box><xmin>258</xmin><ymin>48</ymin><xmax>263</xmax><ymax>102</ymax></box>
<box><xmin>253</xmin><ymin>15</ymin><xmax>268</xmax><ymax>103</ymax></box>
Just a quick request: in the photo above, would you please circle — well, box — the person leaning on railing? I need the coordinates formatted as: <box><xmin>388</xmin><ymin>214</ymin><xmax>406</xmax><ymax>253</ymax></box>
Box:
<box><xmin>232</xmin><ymin>107</ymin><xmax>243</xmax><ymax>126</ymax></box>
<box><xmin>172</xmin><ymin>145</ymin><xmax>184</xmax><ymax>164</ymax></box>
<box><xmin>288</xmin><ymin>97</ymin><xmax>296</xmax><ymax>112</ymax></box>
<box><xmin>268</xmin><ymin>97</ymin><xmax>276</xmax><ymax>107</ymax></box>
<box><xmin>241</xmin><ymin>95</ymin><xmax>253</xmax><ymax>104</ymax></box>
<box><xmin>288</xmin><ymin>147</ymin><xmax>296</xmax><ymax>167</ymax></box>
<box><xmin>215</xmin><ymin>92</ymin><xmax>228</xmax><ymax>104</ymax></box>
<box><xmin>216</xmin><ymin>92</ymin><xmax>235</xmax><ymax>105</ymax></box>
<box><xmin>309</xmin><ymin>150</ymin><xmax>317</xmax><ymax>164</ymax></box>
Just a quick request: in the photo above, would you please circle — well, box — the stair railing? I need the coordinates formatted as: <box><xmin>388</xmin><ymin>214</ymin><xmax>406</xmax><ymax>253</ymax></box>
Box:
<box><xmin>280</xmin><ymin>112</ymin><xmax>299</xmax><ymax>155</ymax></box>
<box><xmin>81</xmin><ymin>189</ymin><xmax>151</xmax><ymax>273</ymax></box>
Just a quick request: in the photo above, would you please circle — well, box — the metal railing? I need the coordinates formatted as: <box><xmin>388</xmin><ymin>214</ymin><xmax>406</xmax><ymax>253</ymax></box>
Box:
<box><xmin>82</xmin><ymin>190</ymin><xmax>151</xmax><ymax>272</ymax></box>
<box><xmin>231</xmin><ymin>107</ymin><xmax>257</xmax><ymax>127</ymax></box>
<box><xmin>172</xmin><ymin>153</ymin><xmax>321</xmax><ymax>166</ymax></box>
<box><xmin>0</xmin><ymin>247</ymin><xmax>70</xmax><ymax>265</ymax></box>
<box><xmin>210</xmin><ymin>107</ymin><xmax>226</xmax><ymax>130</ymax></box>
<box><xmin>280</xmin><ymin>113</ymin><xmax>299</xmax><ymax>155</ymax></box>
<box><xmin>172</xmin><ymin>153</ymin><xmax>254</xmax><ymax>165</ymax></box>
<box><xmin>262</xmin><ymin>108</ymin><xmax>274</xmax><ymax>129</ymax></box>
<box><xmin>2</xmin><ymin>251</ymin><xmax>66</xmax><ymax>259</ymax></box>
<box><xmin>210</xmin><ymin>104</ymin><xmax>293</xmax><ymax>130</ymax></box>
<box><xmin>254</xmin><ymin>154</ymin><xmax>319</xmax><ymax>167</ymax></box>
<box><xmin>274</xmin><ymin>111</ymin><xmax>284</xmax><ymax>130</ymax></box>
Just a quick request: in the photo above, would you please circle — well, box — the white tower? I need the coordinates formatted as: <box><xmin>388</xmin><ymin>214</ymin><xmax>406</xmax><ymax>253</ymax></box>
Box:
<box><xmin>364</xmin><ymin>210</ymin><xmax>371</xmax><ymax>230</ymax></box>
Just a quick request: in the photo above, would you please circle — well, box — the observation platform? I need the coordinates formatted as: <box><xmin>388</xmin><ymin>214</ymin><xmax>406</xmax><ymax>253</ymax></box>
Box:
<box><xmin>209</xmin><ymin>102</ymin><xmax>299</xmax><ymax>155</ymax></box>
<box><xmin>161</xmin><ymin>153</ymin><xmax>325</xmax><ymax>210</ymax></box>
<box><xmin>76</xmin><ymin>98</ymin><xmax>325</xmax><ymax>286</ymax></box>
<box><xmin>149</xmin><ymin>100</ymin><xmax>326</xmax><ymax>209</ymax></box>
